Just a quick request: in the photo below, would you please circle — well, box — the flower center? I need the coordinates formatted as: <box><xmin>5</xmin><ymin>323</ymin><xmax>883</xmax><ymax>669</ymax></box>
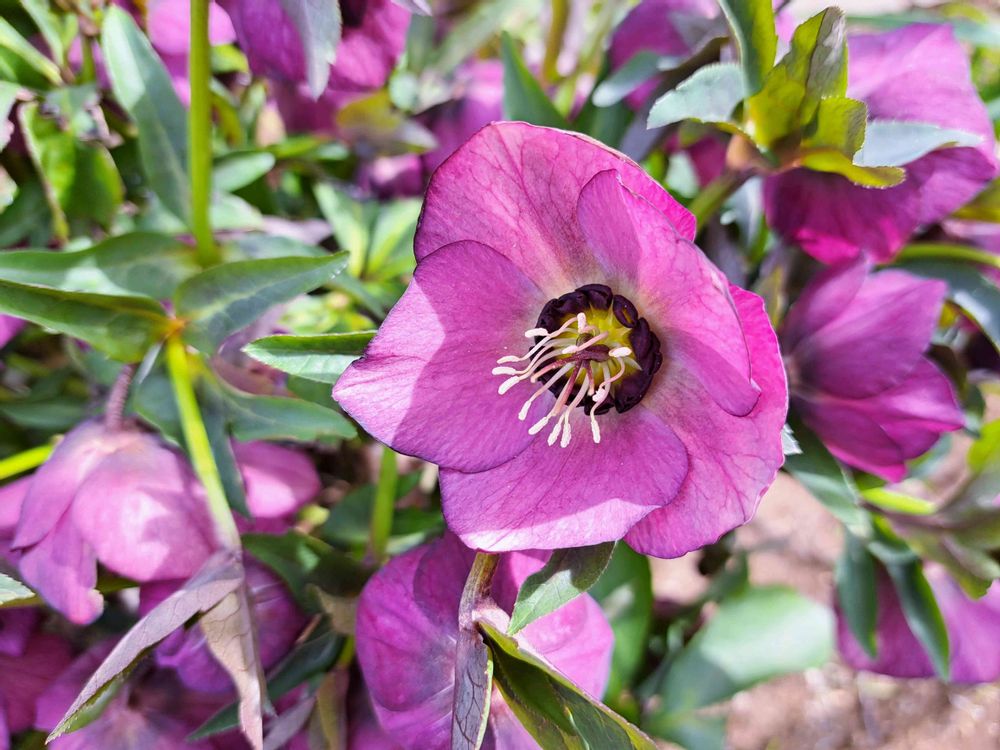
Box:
<box><xmin>493</xmin><ymin>284</ymin><xmax>662</xmax><ymax>448</ymax></box>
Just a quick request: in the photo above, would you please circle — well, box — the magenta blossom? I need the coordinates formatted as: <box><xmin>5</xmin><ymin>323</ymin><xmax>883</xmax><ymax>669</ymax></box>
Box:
<box><xmin>334</xmin><ymin>122</ymin><xmax>787</xmax><ymax>555</ymax></box>
<box><xmin>221</xmin><ymin>0</ymin><xmax>410</xmax><ymax>131</ymax></box>
<box><xmin>838</xmin><ymin>565</ymin><xmax>1000</xmax><ymax>683</ymax></box>
<box><xmin>0</xmin><ymin>316</ymin><xmax>22</xmax><ymax>350</ymax></box>
<box><xmin>355</xmin><ymin>534</ymin><xmax>613</xmax><ymax>749</ymax></box>
<box><xmin>765</xmin><ymin>24</ymin><xmax>998</xmax><ymax>264</ymax></box>
<box><xmin>782</xmin><ymin>259</ymin><xmax>963</xmax><ymax>481</ymax></box>
<box><xmin>140</xmin><ymin>561</ymin><xmax>306</xmax><ymax>693</ymax></box>
<box><xmin>10</xmin><ymin>421</ymin><xmax>319</xmax><ymax>624</ymax></box>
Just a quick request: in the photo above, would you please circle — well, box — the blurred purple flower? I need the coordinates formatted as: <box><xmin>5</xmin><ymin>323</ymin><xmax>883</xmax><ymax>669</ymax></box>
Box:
<box><xmin>9</xmin><ymin>420</ymin><xmax>319</xmax><ymax>624</ymax></box>
<box><xmin>35</xmin><ymin>641</ymin><xmax>236</xmax><ymax>750</ymax></box>
<box><xmin>838</xmin><ymin>565</ymin><xmax>1000</xmax><ymax>683</ymax></box>
<box><xmin>0</xmin><ymin>317</ymin><xmax>23</xmax><ymax>350</ymax></box>
<box><xmin>334</xmin><ymin>122</ymin><xmax>787</xmax><ymax>555</ymax></box>
<box><xmin>221</xmin><ymin>0</ymin><xmax>410</xmax><ymax>131</ymax></box>
<box><xmin>355</xmin><ymin>533</ymin><xmax>613</xmax><ymax>749</ymax></box>
<box><xmin>140</xmin><ymin>561</ymin><xmax>306</xmax><ymax>693</ymax></box>
<box><xmin>782</xmin><ymin>259</ymin><xmax>963</xmax><ymax>481</ymax></box>
<box><xmin>765</xmin><ymin>24</ymin><xmax>998</xmax><ymax>264</ymax></box>
<box><xmin>0</xmin><ymin>619</ymin><xmax>73</xmax><ymax>750</ymax></box>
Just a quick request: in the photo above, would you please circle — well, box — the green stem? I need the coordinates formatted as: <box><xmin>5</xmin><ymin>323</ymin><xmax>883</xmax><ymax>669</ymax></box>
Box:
<box><xmin>687</xmin><ymin>170</ymin><xmax>750</xmax><ymax>233</ymax></box>
<box><xmin>458</xmin><ymin>552</ymin><xmax>499</xmax><ymax>630</ymax></box>
<box><xmin>0</xmin><ymin>443</ymin><xmax>54</xmax><ymax>482</ymax></box>
<box><xmin>541</xmin><ymin>0</ymin><xmax>569</xmax><ymax>84</ymax></box>
<box><xmin>894</xmin><ymin>243</ymin><xmax>1000</xmax><ymax>271</ymax></box>
<box><xmin>368</xmin><ymin>446</ymin><xmax>398</xmax><ymax>564</ymax></box>
<box><xmin>188</xmin><ymin>0</ymin><xmax>218</xmax><ymax>266</ymax></box>
<box><xmin>165</xmin><ymin>335</ymin><xmax>240</xmax><ymax>549</ymax></box>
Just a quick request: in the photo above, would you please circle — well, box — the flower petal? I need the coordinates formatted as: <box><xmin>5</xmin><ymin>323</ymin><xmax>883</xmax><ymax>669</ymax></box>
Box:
<box><xmin>0</xmin><ymin>633</ymin><xmax>73</xmax><ymax>733</ymax></box>
<box><xmin>233</xmin><ymin>441</ymin><xmax>320</xmax><ymax>520</ymax></box>
<box><xmin>626</xmin><ymin>286</ymin><xmax>787</xmax><ymax>557</ymax></box>
<box><xmin>440</xmin><ymin>404</ymin><xmax>688</xmax><ymax>552</ymax></box>
<box><xmin>793</xmin><ymin>270</ymin><xmax>948</xmax><ymax>400</ymax></box>
<box><xmin>795</xmin><ymin>359</ymin><xmax>963</xmax><ymax>481</ymax></box>
<box><xmin>416</xmin><ymin>123</ymin><xmax>695</xmax><ymax>292</ymax></box>
<box><xmin>780</xmin><ymin>258</ymin><xmax>868</xmax><ymax>353</ymax></box>
<box><xmin>576</xmin><ymin>170</ymin><xmax>759</xmax><ymax>416</ymax></box>
<box><xmin>334</xmin><ymin>240</ymin><xmax>553</xmax><ymax>473</ymax></box>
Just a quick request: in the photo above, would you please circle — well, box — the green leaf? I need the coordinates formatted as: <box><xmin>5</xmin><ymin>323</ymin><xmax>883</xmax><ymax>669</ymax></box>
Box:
<box><xmin>0</xmin><ymin>233</ymin><xmax>197</xmax><ymax>299</ymax></box>
<box><xmin>803</xmin><ymin>96</ymin><xmax>867</xmax><ymax>154</ymax></box>
<box><xmin>0</xmin><ymin>279</ymin><xmax>167</xmax><ymax>362</ymax></box>
<box><xmin>277</xmin><ymin>0</ymin><xmax>342</xmax><ymax>98</ymax></box>
<box><xmin>884</xmin><ymin>560</ymin><xmax>950</xmax><ymax>680</ymax></box>
<box><xmin>190</xmin><ymin>626</ymin><xmax>343</xmax><ymax>740</ymax></box>
<box><xmin>651</xmin><ymin>586</ymin><xmax>832</xmax><ymax>718</ymax></box>
<box><xmin>897</xmin><ymin>259</ymin><xmax>1000</xmax><ymax>351</ymax></box>
<box><xmin>953</xmin><ymin>179</ymin><xmax>1000</xmax><ymax>223</ymax></box>
<box><xmin>650</xmin><ymin>712</ymin><xmax>726</xmax><ymax>750</ymax></box>
<box><xmin>835</xmin><ymin>531</ymin><xmax>878</xmax><ymax>659</ymax></box>
<box><xmin>175</xmin><ymin>253</ymin><xmax>347</xmax><ymax>353</ymax></box>
<box><xmin>217</xmin><ymin>378</ymin><xmax>356</xmax><ymax>443</ymax></box>
<box><xmin>589</xmin><ymin>545</ymin><xmax>652</xmax><ymax>701</ymax></box>
<box><xmin>859</xmin><ymin>486</ymin><xmax>936</xmax><ymax>515</ymax></box>
<box><xmin>509</xmin><ymin>543</ymin><xmax>615</xmax><ymax>634</ymax></box>
<box><xmin>244</xmin><ymin>334</ymin><xmax>373</xmax><ymax>388</ymax></box>
<box><xmin>213</xmin><ymin>151</ymin><xmax>276</xmax><ymax>193</ymax></box>
<box><xmin>0</xmin><ymin>17</ymin><xmax>61</xmax><ymax>86</ymax></box>
<box><xmin>0</xmin><ymin>571</ymin><xmax>34</xmax><ymax>604</ymax></box>
<box><xmin>745</xmin><ymin>8</ymin><xmax>847</xmax><ymax>149</ymax></box>
<box><xmin>500</xmin><ymin>32</ymin><xmax>568</xmax><ymax>129</ymax></box>
<box><xmin>0</xmin><ymin>179</ymin><xmax>50</xmax><ymax>248</ymax></box>
<box><xmin>647</xmin><ymin>63</ymin><xmax>745</xmax><ymax>129</ymax></box>
<box><xmin>480</xmin><ymin>620</ymin><xmax>657</xmax><ymax>750</ymax></box>
<box><xmin>21</xmin><ymin>0</ymin><xmax>66</xmax><ymax>66</ymax></box>
<box><xmin>716</xmin><ymin>0</ymin><xmax>776</xmax><ymax>94</ymax></box>
<box><xmin>855</xmin><ymin>121</ymin><xmax>983</xmax><ymax>168</ymax></box>
<box><xmin>427</xmin><ymin>0</ymin><xmax>529</xmax><ymax>77</ymax></box>
<box><xmin>200</xmin><ymin>386</ymin><xmax>250</xmax><ymax>517</ymax></box>
<box><xmin>798</xmin><ymin>150</ymin><xmax>905</xmax><ymax>187</ymax></box>
<box><xmin>452</xmin><ymin>628</ymin><xmax>493</xmax><ymax>750</ymax></box>
<box><xmin>782</xmin><ymin>420</ymin><xmax>871</xmax><ymax>537</ymax></box>
<box><xmin>0</xmin><ymin>82</ymin><xmax>19</xmax><ymax>151</ymax></box>
<box><xmin>102</xmin><ymin>6</ymin><xmax>189</xmax><ymax>221</ymax></box>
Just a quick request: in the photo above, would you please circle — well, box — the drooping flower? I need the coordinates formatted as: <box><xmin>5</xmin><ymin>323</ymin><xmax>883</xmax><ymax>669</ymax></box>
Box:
<box><xmin>781</xmin><ymin>259</ymin><xmax>963</xmax><ymax>481</ymax></box>
<box><xmin>355</xmin><ymin>533</ymin><xmax>613</xmax><ymax>749</ymax></box>
<box><xmin>837</xmin><ymin>565</ymin><xmax>1000</xmax><ymax>682</ymax></box>
<box><xmin>0</xmin><ymin>616</ymin><xmax>73</xmax><ymax>750</ymax></box>
<box><xmin>765</xmin><ymin>24</ymin><xmax>998</xmax><ymax>264</ymax></box>
<box><xmin>140</xmin><ymin>561</ymin><xmax>306</xmax><ymax>693</ymax></box>
<box><xmin>334</xmin><ymin>122</ymin><xmax>787</xmax><ymax>555</ymax></box>
<box><xmin>221</xmin><ymin>0</ymin><xmax>410</xmax><ymax>131</ymax></box>
<box><xmin>10</xmin><ymin>420</ymin><xmax>320</xmax><ymax>624</ymax></box>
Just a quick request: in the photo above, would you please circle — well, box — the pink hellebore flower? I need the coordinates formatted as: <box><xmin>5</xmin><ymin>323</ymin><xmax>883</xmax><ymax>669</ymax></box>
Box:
<box><xmin>0</xmin><ymin>316</ymin><xmax>23</xmax><ymax>350</ymax></box>
<box><xmin>765</xmin><ymin>24</ymin><xmax>998</xmax><ymax>264</ymax></box>
<box><xmin>10</xmin><ymin>420</ymin><xmax>320</xmax><ymax>624</ymax></box>
<box><xmin>782</xmin><ymin>259</ymin><xmax>963</xmax><ymax>481</ymax></box>
<box><xmin>334</xmin><ymin>122</ymin><xmax>788</xmax><ymax>555</ymax></box>
<box><xmin>220</xmin><ymin>0</ymin><xmax>410</xmax><ymax>130</ymax></box>
<box><xmin>355</xmin><ymin>534</ymin><xmax>614</xmax><ymax>749</ymax></box>
<box><xmin>838</xmin><ymin>566</ymin><xmax>1000</xmax><ymax>683</ymax></box>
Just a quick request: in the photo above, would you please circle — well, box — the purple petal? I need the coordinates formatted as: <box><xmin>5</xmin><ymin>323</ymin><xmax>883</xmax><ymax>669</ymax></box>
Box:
<box><xmin>326</xmin><ymin>0</ymin><xmax>410</xmax><ymax>92</ymax></box>
<box><xmin>0</xmin><ymin>477</ymin><xmax>29</xmax><ymax>541</ymax></box>
<box><xmin>793</xmin><ymin>269</ymin><xmax>948</xmax><ymax>399</ymax></box>
<box><xmin>333</xmin><ymin>240</ymin><xmax>551</xmax><ymax>473</ymax></box>
<box><xmin>17</xmin><ymin>514</ymin><xmax>102</xmax><ymax>625</ymax></box>
<box><xmin>218</xmin><ymin>0</ymin><xmax>305</xmax><ymax>82</ymax></box>
<box><xmin>576</xmin><ymin>169</ymin><xmax>759</xmax><ymax>416</ymax></box>
<box><xmin>70</xmin><ymin>439</ymin><xmax>216</xmax><ymax>582</ymax></box>
<box><xmin>0</xmin><ymin>316</ymin><xmax>23</xmax><ymax>349</ymax></box>
<box><xmin>780</xmin><ymin>258</ymin><xmax>869</xmax><ymax>353</ymax></box>
<box><xmin>626</xmin><ymin>285</ymin><xmax>788</xmax><ymax>557</ymax></box>
<box><xmin>440</xmin><ymin>404</ymin><xmax>688</xmax><ymax>552</ymax></box>
<box><xmin>232</xmin><ymin>441</ymin><xmax>320</xmax><ymax>521</ymax></box>
<box><xmin>416</xmin><ymin>123</ymin><xmax>695</xmax><ymax>292</ymax></box>
<box><xmin>0</xmin><ymin>632</ymin><xmax>73</xmax><ymax>733</ymax></box>
<box><xmin>0</xmin><ymin>610</ymin><xmax>38</xmax><ymax>657</ymax></box>
<box><xmin>795</xmin><ymin>359</ymin><xmax>963</xmax><ymax>481</ymax></box>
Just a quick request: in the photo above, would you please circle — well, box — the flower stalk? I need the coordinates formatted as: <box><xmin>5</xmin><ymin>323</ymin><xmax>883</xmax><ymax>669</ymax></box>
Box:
<box><xmin>458</xmin><ymin>552</ymin><xmax>499</xmax><ymax>631</ymax></box>
<box><xmin>368</xmin><ymin>446</ymin><xmax>398</xmax><ymax>564</ymax></box>
<box><xmin>165</xmin><ymin>335</ymin><xmax>241</xmax><ymax>550</ymax></box>
<box><xmin>188</xmin><ymin>0</ymin><xmax>219</xmax><ymax>267</ymax></box>
<box><xmin>104</xmin><ymin>364</ymin><xmax>136</xmax><ymax>431</ymax></box>
<box><xmin>0</xmin><ymin>442</ymin><xmax>55</xmax><ymax>481</ymax></box>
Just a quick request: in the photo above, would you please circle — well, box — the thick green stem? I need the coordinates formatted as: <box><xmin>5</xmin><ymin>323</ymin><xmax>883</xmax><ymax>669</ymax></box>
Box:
<box><xmin>458</xmin><ymin>553</ymin><xmax>499</xmax><ymax>630</ymax></box>
<box><xmin>188</xmin><ymin>0</ymin><xmax>218</xmax><ymax>266</ymax></box>
<box><xmin>165</xmin><ymin>335</ymin><xmax>240</xmax><ymax>549</ymax></box>
<box><xmin>687</xmin><ymin>170</ymin><xmax>750</xmax><ymax>234</ymax></box>
<box><xmin>368</xmin><ymin>446</ymin><xmax>398</xmax><ymax>564</ymax></box>
<box><xmin>894</xmin><ymin>243</ymin><xmax>1000</xmax><ymax>271</ymax></box>
<box><xmin>0</xmin><ymin>443</ymin><xmax>54</xmax><ymax>482</ymax></box>
<box><xmin>541</xmin><ymin>0</ymin><xmax>569</xmax><ymax>84</ymax></box>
